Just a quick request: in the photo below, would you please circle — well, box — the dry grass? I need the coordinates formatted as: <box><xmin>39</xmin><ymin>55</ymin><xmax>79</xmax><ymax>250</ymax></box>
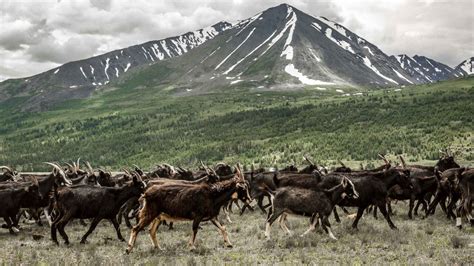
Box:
<box><xmin>0</xmin><ymin>203</ymin><xmax>472</xmax><ymax>264</ymax></box>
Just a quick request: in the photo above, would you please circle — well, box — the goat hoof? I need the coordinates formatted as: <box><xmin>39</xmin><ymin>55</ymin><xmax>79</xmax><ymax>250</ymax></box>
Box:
<box><xmin>226</xmin><ymin>244</ymin><xmax>233</xmax><ymax>248</ymax></box>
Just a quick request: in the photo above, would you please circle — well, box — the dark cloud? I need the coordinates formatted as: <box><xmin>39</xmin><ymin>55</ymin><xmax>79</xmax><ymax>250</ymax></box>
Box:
<box><xmin>0</xmin><ymin>0</ymin><xmax>471</xmax><ymax>80</ymax></box>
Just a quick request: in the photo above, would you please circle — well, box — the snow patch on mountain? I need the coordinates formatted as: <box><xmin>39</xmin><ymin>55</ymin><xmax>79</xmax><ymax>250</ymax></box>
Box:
<box><xmin>311</xmin><ymin>22</ymin><xmax>322</xmax><ymax>32</ymax></box>
<box><xmin>393</xmin><ymin>69</ymin><xmax>413</xmax><ymax>84</ymax></box>
<box><xmin>319</xmin><ymin>17</ymin><xmax>348</xmax><ymax>38</ymax></box>
<box><xmin>224</xmin><ymin>30</ymin><xmax>277</xmax><ymax>75</ymax></box>
<box><xmin>362</xmin><ymin>57</ymin><xmax>398</xmax><ymax>84</ymax></box>
<box><xmin>124</xmin><ymin>63</ymin><xmax>131</xmax><ymax>72</ymax></box>
<box><xmin>104</xmin><ymin>58</ymin><xmax>110</xmax><ymax>80</ymax></box>
<box><xmin>235</xmin><ymin>13</ymin><xmax>261</xmax><ymax>36</ymax></box>
<box><xmin>456</xmin><ymin>57</ymin><xmax>474</xmax><ymax>75</ymax></box>
<box><xmin>285</xmin><ymin>64</ymin><xmax>334</xmax><ymax>85</ymax></box>
<box><xmin>215</xmin><ymin>27</ymin><xmax>256</xmax><ymax>70</ymax></box>
<box><xmin>280</xmin><ymin>6</ymin><xmax>297</xmax><ymax>60</ymax></box>
<box><xmin>80</xmin><ymin>67</ymin><xmax>87</xmax><ymax>79</ymax></box>
<box><xmin>324</xmin><ymin>28</ymin><xmax>355</xmax><ymax>54</ymax></box>
<box><xmin>258</xmin><ymin>9</ymin><xmax>297</xmax><ymax>59</ymax></box>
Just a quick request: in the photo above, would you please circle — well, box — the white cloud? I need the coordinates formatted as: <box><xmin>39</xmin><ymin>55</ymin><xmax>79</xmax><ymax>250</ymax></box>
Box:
<box><xmin>0</xmin><ymin>0</ymin><xmax>471</xmax><ymax>80</ymax></box>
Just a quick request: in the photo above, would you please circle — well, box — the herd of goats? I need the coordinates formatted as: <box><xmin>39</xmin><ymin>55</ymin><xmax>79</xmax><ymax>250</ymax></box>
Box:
<box><xmin>0</xmin><ymin>151</ymin><xmax>472</xmax><ymax>253</ymax></box>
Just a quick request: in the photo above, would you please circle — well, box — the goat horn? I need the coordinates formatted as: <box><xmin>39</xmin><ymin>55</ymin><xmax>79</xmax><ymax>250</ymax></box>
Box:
<box><xmin>86</xmin><ymin>161</ymin><xmax>94</xmax><ymax>175</ymax></box>
<box><xmin>71</xmin><ymin>161</ymin><xmax>78</xmax><ymax>174</ymax></box>
<box><xmin>303</xmin><ymin>155</ymin><xmax>315</xmax><ymax>166</ymax></box>
<box><xmin>76</xmin><ymin>158</ymin><xmax>81</xmax><ymax>170</ymax></box>
<box><xmin>200</xmin><ymin>161</ymin><xmax>210</xmax><ymax>175</ymax></box>
<box><xmin>398</xmin><ymin>155</ymin><xmax>407</xmax><ymax>169</ymax></box>
<box><xmin>378</xmin><ymin>154</ymin><xmax>390</xmax><ymax>166</ymax></box>
<box><xmin>65</xmin><ymin>163</ymin><xmax>74</xmax><ymax>171</ymax></box>
<box><xmin>0</xmin><ymin>166</ymin><xmax>13</xmax><ymax>173</ymax></box>
<box><xmin>45</xmin><ymin>162</ymin><xmax>71</xmax><ymax>185</ymax></box>
<box><xmin>337</xmin><ymin>160</ymin><xmax>346</xmax><ymax>167</ymax></box>
<box><xmin>209</xmin><ymin>166</ymin><xmax>218</xmax><ymax>177</ymax></box>
<box><xmin>235</xmin><ymin>164</ymin><xmax>242</xmax><ymax>180</ymax></box>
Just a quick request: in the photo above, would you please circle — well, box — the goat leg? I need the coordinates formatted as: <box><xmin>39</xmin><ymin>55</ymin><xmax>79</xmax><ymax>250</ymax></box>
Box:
<box><xmin>126</xmin><ymin>213</ymin><xmax>155</xmax><ymax>254</ymax></box>
<box><xmin>301</xmin><ymin>214</ymin><xmax>319</xmax><ymax>237</ymax></box>
<box><xmin>80</xmin><ymin>217</ymin><xmax>101</xmax><ymax>244</ymax></box>
<box><xmin>278</xmin><ymin>214</ymin><xmax>292</xmax><ymax>236</ymax></box>
<box><xmin>149</xmin><ymin>218</ymin><xmax>164</xmax><ymax>250</ymax></box>
<box><xmin>257</xmin><ymin>196</ymin><xmax>267</xmax><ymax>214</ymax></box>
<box><xmin>408</xmin><ymin>196</ymin><xmax>415</xmax><ymax>219</ymax></box>
<box><xmin>351</xmin><ymin>207</ymin><xmax>365</xmax><ymax>230</ymax></box>
<box><xmin>4</xmin><ymin>217</ymin><xmax>17</xmax><ymax>235</ymax></box>
<box><xmin>321</xmin><ymin>216</ymin><xmax>337</xmax><ymax>240</ymax></box>
<box><xmin>265</xmin><ymin>208</ymin><xmax>283</xmax><ymax>239</ymax></box>
<box><xmin>50</xmin><ymin>213</ymin><xmax>63</xmax><ymax>245</ymax></box>
<box><xmin>110</xmin><ymin>217</ymin><xmax>125</xmax><ymax>242</ymax></box>
<box><xmin>333</xmin><ymin>207</ymin><xmax>341</xmax><ymax>223</ymax></box>
<box><xmin>378</xmin><ymin>201</ymin><xmax>397</xmax><ymax>230</ymax></box>
<box><xmin>414</xmin><ymin>199</ymin><xmax>423</xmax><ymax>216</ymax></box>
<box><xmin>211</xmin><ymin>218</ymin><xmax>233</xmax><ymax>248</ymax></box>
<box><xmin>189</xmin><ymin>218</ymin><xmax>202</xmax><ymax>250</ymax></box>
<box><xmin>57</xmin><ymin>213</ymin><xmax>72</xmax><ymax>245</ymax></box>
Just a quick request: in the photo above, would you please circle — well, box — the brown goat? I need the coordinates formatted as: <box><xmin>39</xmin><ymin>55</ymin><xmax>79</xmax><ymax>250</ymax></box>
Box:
<box><xmin>125</xmin><ymin>165</ymin><xmax>251</xmax><ymax>253</ymax></box>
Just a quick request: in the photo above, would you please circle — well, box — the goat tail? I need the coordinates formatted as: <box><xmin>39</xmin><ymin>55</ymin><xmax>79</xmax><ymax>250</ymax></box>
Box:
<box><xmin>272</xmin><ymin>173</ymin><xmax>279</xmax><ymax>186</ymax></box>
<box><xmin>137</xmin><ymin>195</ymin><xmax>148</xmax><ymax>221</ymax></box>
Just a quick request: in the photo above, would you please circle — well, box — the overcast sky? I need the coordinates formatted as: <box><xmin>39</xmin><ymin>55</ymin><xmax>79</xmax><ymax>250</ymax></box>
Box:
<box><xmin>0</xmin><ymin>0</ymin><xmax>472</xmax><ymax>80</ymax></box>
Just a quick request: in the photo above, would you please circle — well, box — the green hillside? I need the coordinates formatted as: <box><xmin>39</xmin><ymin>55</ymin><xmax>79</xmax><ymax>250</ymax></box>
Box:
<box><xmin>0</xmin><ymin>76</ymin><xmax>473</xmax><ymax>171</ymax></box>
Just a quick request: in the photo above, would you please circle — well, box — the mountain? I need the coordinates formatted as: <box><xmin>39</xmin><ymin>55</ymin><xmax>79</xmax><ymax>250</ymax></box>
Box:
<box><xmin>0</xmin><ymin>3</ymin><xmax>468</xmax><ymax>111</ymax></box>
<box><xmin>455</xmin><ymin>57</ymin><xmax>474</xmax><ymax>75</ymax></box>
<box><xmin>390</xmin><ymin>54</ymin><xmax>465</xmax><ymax>83</ymax></box>
<box><xmin>116</xmin><ymin>4</ymin><xmax>418</xmax><ymax>93</ymax></box>
<box><xmin>0</xmin><ymin>22</ymin><xmax>231</xmax><ymax>110</ymax></box>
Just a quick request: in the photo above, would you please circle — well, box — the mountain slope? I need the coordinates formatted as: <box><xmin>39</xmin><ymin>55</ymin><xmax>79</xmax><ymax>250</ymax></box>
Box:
<box><xmin>391</xmin><ymin>54</ymin><xmax>464</xmax><ymax>83</ymax></box>
<box><xmin>455</xmin><ymin>57</ymin><xmax>474</xmax><ymax>75</ymax></box>
<box><xmin>1</xmin><ymin>75</ymin><xmax>472</xmax><ymax>169</ymax></box>
<box><xmin>0</xmin><ymin>22</ymin><xmax>231</xmax><ymax>110</ymax></box>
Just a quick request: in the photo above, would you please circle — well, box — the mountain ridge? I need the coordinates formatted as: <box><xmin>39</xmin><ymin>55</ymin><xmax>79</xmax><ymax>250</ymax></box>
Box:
<box><xmin>0</xmin><ymin>3</ymin><xmax>471</xmax><ymax>111</ymax></box>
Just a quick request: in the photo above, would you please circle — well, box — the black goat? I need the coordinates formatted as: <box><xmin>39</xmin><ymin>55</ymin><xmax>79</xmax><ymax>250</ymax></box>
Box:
<box><xmin>0</xmin><ymin>177</ymin><xmax>41</xmax><ymax>234</ymax></box>
<box><xmin>51</xmin><ymin>175</ymin><xmax>146</xmax><ymax>245</ymax></box>
<box><xmin>320</xmin><ymin>168</ymin><xmax>411</xmax><ymax>230</ymax></box>
<box><xmin>455</xmin><ymin>168</ymin><xmax>473</xmax><ymax>228</ymax></box>
<box><xmin>264</xmin><ymin>176</ymin><xmax>358</xmax><ymax>240</ymax></box>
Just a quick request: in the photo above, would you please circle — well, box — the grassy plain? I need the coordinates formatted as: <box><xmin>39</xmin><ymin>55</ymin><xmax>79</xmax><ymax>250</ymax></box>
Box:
<box><xmin>0</xmin><ymin>203</ymin><xmax>472</xmax><ymax>264</ymax></box>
